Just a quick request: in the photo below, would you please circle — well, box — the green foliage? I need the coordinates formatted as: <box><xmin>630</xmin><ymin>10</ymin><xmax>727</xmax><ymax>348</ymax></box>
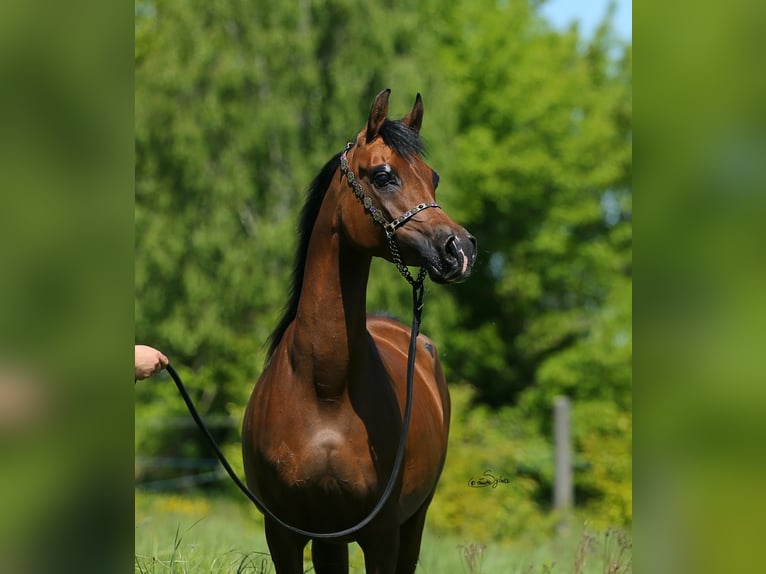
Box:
<box><xmin>438</xmin><ymin>0</ymin><xmax>632</xmax><ymax>407</ymax></box>
<box><xmin>570</xmin><ymin>400</ymin><xmax>632</xmax><ymax>527</ymax></box>
<box><xmin>134</xmin><ymin>0</ymin><xmax>466</xmax><ymax>470</ymax></box>
<box><xmin>429</xmin><ymin>385</ymin><xmax>631</xmax><ymax>542</ymax></box>
<box><xmin>135</xmin><ymin>0</ymin><xmax>631</xmax><ymax>533</ymax></box>
<box><xmin>428</xmin><ymin>384</ymin><xmax>558</xmax><ymax>543</ymax></box>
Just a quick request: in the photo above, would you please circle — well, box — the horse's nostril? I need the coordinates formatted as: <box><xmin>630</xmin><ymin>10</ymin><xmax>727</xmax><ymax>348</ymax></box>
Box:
<box><xmin>445</xmin><ymin>235</ymin><xmax>459</xmax><ymax>260</ymax></box>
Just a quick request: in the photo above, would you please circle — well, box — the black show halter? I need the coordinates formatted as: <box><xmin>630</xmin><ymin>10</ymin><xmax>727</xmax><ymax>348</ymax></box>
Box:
<box><xmin>339</xmin><ymin>140</ymin><xmax>440</xmax><ymax>290</ymax></box>
<box><xmin>161</xmin><ymin>142</ymin><xmax>432</xmax><ymax>539</ymax></box>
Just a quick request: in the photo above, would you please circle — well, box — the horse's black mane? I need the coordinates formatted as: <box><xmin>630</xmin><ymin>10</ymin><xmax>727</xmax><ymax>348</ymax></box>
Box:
<box><xmin>265</xmin><ymin>119</ymin><xmax>425</xmax><ymax>360</ymax></box>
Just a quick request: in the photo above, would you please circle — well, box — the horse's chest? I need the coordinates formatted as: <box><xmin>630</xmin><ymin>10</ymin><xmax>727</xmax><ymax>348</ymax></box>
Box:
<box><xmin>271</xmin><ymin>422</ymin><xmax>385</xmax><ymax>497</ymax></box>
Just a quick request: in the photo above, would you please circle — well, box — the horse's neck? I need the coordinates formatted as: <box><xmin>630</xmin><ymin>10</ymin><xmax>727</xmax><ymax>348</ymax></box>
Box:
<box><xmin>290</xmin><ymin>201</ymin><xmax>372</xmax><ymax>399</ymax></box>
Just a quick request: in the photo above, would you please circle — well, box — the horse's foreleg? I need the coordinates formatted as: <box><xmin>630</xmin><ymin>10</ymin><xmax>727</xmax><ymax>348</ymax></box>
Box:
<box><xmin>311</xmin><ymin>539</ymin><xmax>349</xmax><ymax>573</ymax></box>
<box><xmin>395</xmin><ymin>493</ymin><xmax>434</xmax><ymax>574</ymax></box>
<box><xmin>264</xmin><ymin>517</ymin><xmax>308</xmax><ymax>574</ymax></box>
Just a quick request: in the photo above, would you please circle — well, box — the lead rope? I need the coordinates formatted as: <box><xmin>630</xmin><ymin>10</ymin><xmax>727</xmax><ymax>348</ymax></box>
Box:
<box><xmin>165</xmin><ymin>279</ymin><xmax>422</xmax><ymax>539</ymax></box>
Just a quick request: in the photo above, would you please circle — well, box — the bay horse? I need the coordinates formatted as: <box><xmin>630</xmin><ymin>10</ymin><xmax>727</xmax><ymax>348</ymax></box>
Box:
<box><xmin>242</xmin><ymin>89</ymin><xmax>476</xmax><ymax>573</ymax></box>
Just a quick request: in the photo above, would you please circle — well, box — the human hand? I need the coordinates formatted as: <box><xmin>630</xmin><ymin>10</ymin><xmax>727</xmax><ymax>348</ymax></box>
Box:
<box><xmin>135</xmin><ymin>345</ymin><xmax>169</xmax><ymax>380</ymax></box>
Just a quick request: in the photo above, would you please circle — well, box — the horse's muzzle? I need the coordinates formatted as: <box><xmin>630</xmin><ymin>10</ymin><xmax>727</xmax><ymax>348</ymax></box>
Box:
<box><xmin>432</xmin><ymin>231</ymin><xmax>477</xmax><ymax>284</ymax></box>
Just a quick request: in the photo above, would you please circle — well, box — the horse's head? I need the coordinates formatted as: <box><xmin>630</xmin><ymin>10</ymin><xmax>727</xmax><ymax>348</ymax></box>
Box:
<box><xmin>338</xmin><ymin>89</ymin><xmax>476</xmax><ymax>284</ymax></box>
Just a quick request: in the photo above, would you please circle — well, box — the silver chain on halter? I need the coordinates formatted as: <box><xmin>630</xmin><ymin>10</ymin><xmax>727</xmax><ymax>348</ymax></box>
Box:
<box><xmin>339</xmin><ymin>142</ymin><xmax>437</xmax><ymax>288</ymax></box>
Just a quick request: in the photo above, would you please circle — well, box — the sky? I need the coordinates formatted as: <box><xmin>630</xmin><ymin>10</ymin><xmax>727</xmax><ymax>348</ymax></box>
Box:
<box><xmin>540</xmin><ymin>0</ymin><xmax>632</xmax><ymax>41</ymax></box>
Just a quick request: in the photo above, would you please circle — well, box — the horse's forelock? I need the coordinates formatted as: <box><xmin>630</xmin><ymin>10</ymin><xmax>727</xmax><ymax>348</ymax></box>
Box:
<box><xmin>379</xmin><ymin>119</ymin><xmax>426</xmax><ymax>160</ymax></box>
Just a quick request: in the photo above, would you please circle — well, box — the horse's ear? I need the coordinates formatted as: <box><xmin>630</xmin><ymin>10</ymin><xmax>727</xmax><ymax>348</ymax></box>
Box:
<box><xmin>366</xmin><ymin>89</ymin><xmax>391</xmax><ymax>143</ymax></box>
<box><xmin>401</xmin><ymin>93</ymin><xmax>423</xmax><ymax>134</ymax></box>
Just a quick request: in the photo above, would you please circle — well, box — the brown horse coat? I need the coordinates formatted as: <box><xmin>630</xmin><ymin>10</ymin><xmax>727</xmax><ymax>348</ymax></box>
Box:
<box><xmin>242</xmin><ymin>90</ymin><xmax>476</xmax><ymax>574</ymax></box>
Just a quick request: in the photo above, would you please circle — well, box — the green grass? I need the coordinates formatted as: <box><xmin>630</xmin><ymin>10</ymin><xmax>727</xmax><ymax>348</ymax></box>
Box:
<box><xmin>135</xmin><ymin>491</ymin><xmax>630</xmax><ymax>573</ymax></box>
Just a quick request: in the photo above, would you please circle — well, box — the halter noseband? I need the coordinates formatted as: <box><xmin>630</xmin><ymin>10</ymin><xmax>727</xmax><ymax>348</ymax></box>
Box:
<box><xmin>339</xmin><ymin>141</ymin><xmax>440</xmax><ymax>287</ymax></box>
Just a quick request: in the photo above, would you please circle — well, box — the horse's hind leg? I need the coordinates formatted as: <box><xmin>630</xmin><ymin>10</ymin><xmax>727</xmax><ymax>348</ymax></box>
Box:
<box><xmin>311</xmin><ymin>540</ymin><xmax>349</xmax><ymax>573</ymax></box>
<box><xmin>395</xmin><ymin>494</ymin><xmax>434</xmax><ymax>574</ymax></box>
<box><xmin>264</xmin><ymin>517</ymin><xmax>307</xmax><ymax>574</ymax></box>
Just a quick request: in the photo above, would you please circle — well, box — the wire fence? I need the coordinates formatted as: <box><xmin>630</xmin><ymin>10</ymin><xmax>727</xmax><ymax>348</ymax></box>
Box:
<box><xmin>135</xmin><ymin>415</ymin><xmax>238</xmax><ymax>491</ymax></box>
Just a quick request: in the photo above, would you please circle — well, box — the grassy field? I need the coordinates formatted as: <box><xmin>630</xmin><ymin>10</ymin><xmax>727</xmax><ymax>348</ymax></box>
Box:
<box><xmin>135</xmin><ymin>491</ymin><xmax>630</xmax><ymax>573</ymax></box>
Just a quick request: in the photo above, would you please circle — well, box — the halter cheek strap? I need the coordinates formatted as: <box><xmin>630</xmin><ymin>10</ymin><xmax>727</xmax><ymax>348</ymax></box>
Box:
<box><xmin>339</xmin><ymin>142</ymin><xmax>440</xmax><ymax>239</ymax></box>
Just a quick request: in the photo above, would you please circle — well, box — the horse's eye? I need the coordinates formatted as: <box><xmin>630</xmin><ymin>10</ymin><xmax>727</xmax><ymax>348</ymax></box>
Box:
<box><xmin>373</xmin><ymin>172</ymin><xmax>390</xmax><ymax>187</ymax></box>
<box><xmin>372</xmin><ymin>167</ymin><xmax>394</xmax><ymax>188</ymax></box>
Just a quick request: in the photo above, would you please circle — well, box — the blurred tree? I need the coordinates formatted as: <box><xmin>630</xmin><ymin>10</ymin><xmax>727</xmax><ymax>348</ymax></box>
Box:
<box><xmin>135</xmin><ymin>0</ymin><xmax>313</xmax><ymax>471</ymax></box>
<box><xmin>134</xmin><ymin>0</ymin><xmax>632</xmax><ymax>530</ymax></box>
<box><xmin>427</xmin><ymin>2</ymin><xmax>632</xmax><ymax>527</ymax></box>
<box><xmin>436</xmin><ymin>1</ymin><xmax>632</xmax><ymax>412</ymax></box>
<box><xmin>134</xmin><ymin>0</ymin><xmax>464</xmax><ymax>479</ymax></box>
